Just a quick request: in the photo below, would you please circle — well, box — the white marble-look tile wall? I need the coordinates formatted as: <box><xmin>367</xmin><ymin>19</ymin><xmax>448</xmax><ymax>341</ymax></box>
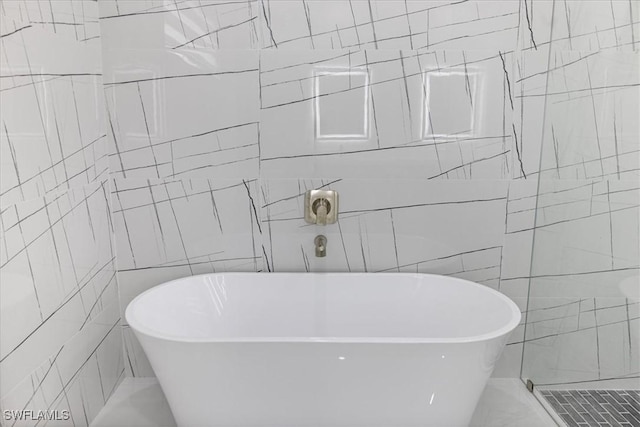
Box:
<box><xmin>0</xmin><ymin>1</ymin><xmax>123</xmax><ymax>425</ymax></box>
<box><xmin>96</xmin><ymin>0</ymin><xmax>639</xmax><ymax>386</ymax></box>
<box><xmin>260</xmin><ymin>49</ymin><xmax>516</xmax><ymax>179</ymax></box>
<box><xmin>520</xmin><ymin>43</ymin><xmax>639</xmax><ymax>385</ymax></box>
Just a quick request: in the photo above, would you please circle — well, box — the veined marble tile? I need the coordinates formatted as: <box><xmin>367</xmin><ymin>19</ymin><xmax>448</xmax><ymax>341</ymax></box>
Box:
<box><xmin>538</xmin><ymin>51</ymin><xmax>639</xmax><ymax>180</ymax></box>
<box><xmin>1</xmin><ymin>3</ymin><xmax>119</xmax><ymax>425</ymax></box>
<box><xmin>531</xmin><ymin>179</ymin><xmax>639</xmax><ymax>277</ymax></box>
<box><xmin>259</xmin><ymin>1</ymin><xmax>521</xmax><ymax>51</ymax></box>
<box><xmin>99</xmin><ymin>1</ymin><xmax>259</xmax><ymax>50</ymax></box>
<box><xmin>260</xmin><ymin>49</ymin><xmax>515</xmax><ymax>179</ymax></box>
<box><xmin>1</xmin><ymin>0</ymin><xmax>101</xmax><ymax>45</ymax></box>
<box><xmin>0</xmin><ymin>182</ymin><xmax>117</xmax><ymax>397</ymax></box>
<box><xmin>520</xmin><ymin>0</ymin><xmax>639</xmax><ymax>53</ymax></box>
<box><xmin>523</xmin><ymin>291</ymin><xmax>639</xmax><ymax>385</ymax></box>
<box><xmin>260</xmin><ymin>179</ymin><xmax>510</xmax><ymax>276</ymax></box>
<box><xmin>0</xmin><ymin>25</ymin><xmax>107</xmax><ymax>208</ymax></box>
<box><xmin>103</xmin><ymin>49</ymin><xmax>259</xmax><ymax>180</ymax></box>
<box><xmin>111</xmin><ymin>177</ymin><xmax>264</xmax><ymax>272</ymax></box>
<box><xmin>1</xmin><ymin>309</ymin><xmax>124</xmax><ymax>427</ymax></box>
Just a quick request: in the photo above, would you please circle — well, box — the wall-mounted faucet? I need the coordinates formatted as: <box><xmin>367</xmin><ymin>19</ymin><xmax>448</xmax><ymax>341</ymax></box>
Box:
<box><xmin>304</xmin><ymin>190</ymin><xmax>338</xmax><ymax>225</ymax></box>
<box><xmin>305</xmin><ymin>190</ymin><xmax>337</xmax><ymax>257</ymax></box>
<box><xmin>314</xmin><ymin>235</ymin><xmax>327</xmax><ymax>257</ymax></box>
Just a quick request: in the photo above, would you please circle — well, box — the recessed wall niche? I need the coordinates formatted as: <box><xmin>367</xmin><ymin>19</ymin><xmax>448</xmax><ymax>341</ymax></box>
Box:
<box><xmin>422</xmin><ymin>68</ymin><xmax>480</xmax><ymax>139</ymax></box>
<box><xmin>313</xmin><ymin>68</ymin><xmax>369</xmax><ymax>141</ymax></box>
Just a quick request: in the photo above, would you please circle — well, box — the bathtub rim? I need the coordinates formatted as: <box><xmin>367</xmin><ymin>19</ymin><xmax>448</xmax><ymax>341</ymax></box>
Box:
<box><xmin>125</xmin><ymin>272</ymin><xmax>522</xmax><ymax>345</ymax></box>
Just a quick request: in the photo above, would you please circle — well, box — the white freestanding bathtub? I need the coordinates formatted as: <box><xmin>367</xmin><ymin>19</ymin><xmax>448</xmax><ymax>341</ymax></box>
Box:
<box><xmin>126</xmin><ymin>273</ymin><xmax>521</xmax><ymax>427</ymax></box>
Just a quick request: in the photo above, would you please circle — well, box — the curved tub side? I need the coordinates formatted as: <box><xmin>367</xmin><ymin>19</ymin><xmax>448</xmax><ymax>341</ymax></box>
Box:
<box><xmin>133</xmin><ymin>329</ymin><xmax>512</xmax><ymax>427</ymax></box>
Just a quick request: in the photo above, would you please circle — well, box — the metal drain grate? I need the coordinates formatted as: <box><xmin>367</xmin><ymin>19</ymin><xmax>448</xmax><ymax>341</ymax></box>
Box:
<box><xmin>540</xmin><ymin>390</ymin><xmax>640</xmax><ymax>427</ymax></box>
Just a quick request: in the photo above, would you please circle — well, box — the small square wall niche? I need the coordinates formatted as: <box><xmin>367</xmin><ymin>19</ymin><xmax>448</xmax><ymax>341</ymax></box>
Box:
<box><xmin>314</xmin><ymin>68</ymin><xmax>369</xmax><ymax>141</ymax></box>
<box><xmin>422</xmin><ymin>69</ymin><xmax>480</xmax><ymax>139</ymax></box>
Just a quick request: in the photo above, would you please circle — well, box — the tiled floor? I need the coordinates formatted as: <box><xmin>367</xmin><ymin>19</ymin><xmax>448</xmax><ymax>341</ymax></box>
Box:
<box><xmin>540</xmin><ymin>390</ymin><xmax>640</xmax><ymax>427</ymax></box>
<box><xmin>90</xmin><ymin>378</ymin><xmax>557</xmax><ymax>427</ymax></box>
